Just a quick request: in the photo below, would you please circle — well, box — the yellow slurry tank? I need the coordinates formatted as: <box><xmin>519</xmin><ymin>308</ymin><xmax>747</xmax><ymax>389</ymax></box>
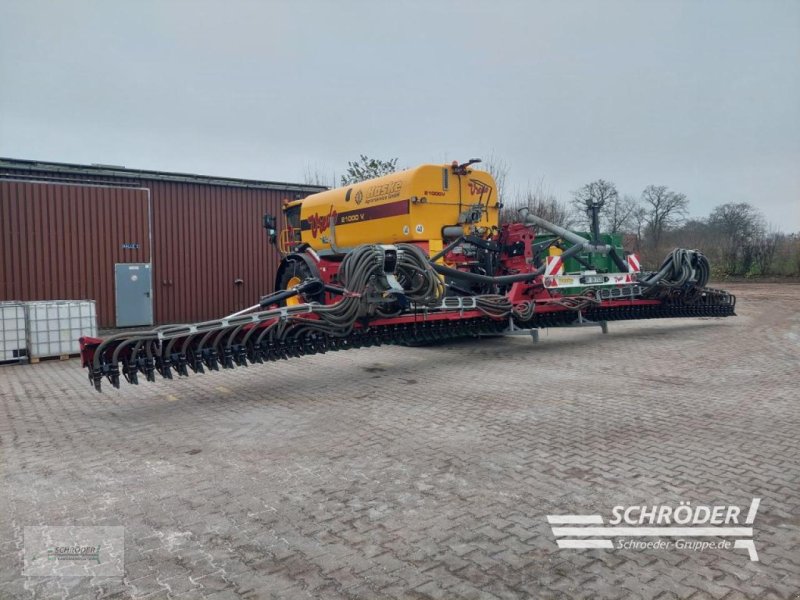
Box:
<box><xmin>282</xmin><ymin>163</ymin><xmax>500</xmax><ymax>254</ymax></box>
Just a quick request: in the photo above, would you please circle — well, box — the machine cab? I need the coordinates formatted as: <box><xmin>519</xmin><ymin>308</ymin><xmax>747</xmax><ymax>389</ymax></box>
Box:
<box><xmin>279</xmin><ymin>200</ymin><xmax>303</xmax><ymax>254</ymax></box>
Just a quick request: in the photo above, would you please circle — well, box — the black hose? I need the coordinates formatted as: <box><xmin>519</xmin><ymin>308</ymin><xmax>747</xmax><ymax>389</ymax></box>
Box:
<box><xmin>429</xmin><ymin>236</ymin><xmax>464</xmax><ymax>262</ymax></box>
<box><xmin>639</xmin><ymin>249</ymin><xmax>710</xmax><ymax>290</ymax></box>
<box><xmin>431</xmin><ymin>262</ymin><xmax>545</xmax><ymax>285</ymax></box>
<box><xmin>608</xmin><ymin>248</ymin><xmax>629</xmax><ymax>273</ymax></box>
<box><xmin>430</xmin><ymin>237</ymin><xmax>594</xmax><ymax>285</ymax></box>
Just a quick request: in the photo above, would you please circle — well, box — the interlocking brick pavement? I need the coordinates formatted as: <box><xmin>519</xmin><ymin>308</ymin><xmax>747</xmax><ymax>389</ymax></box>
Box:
<box><xmin>0</xmin><ymin>283</ymin><xmax>798</xmax><ymax>599</ymax></box>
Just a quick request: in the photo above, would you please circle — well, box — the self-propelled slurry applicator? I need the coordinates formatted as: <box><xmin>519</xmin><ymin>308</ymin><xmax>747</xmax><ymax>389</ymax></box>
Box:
<box><xmin>80</xmin><ymin>160</ymin><xmax>735</xmax><ymax>391</ymax></box>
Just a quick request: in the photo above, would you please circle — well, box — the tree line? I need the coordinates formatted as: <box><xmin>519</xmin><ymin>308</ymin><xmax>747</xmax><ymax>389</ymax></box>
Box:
<box><xmin>305</xmin><ymin>155</ymin><xmax>798</xmax><ymax>278</ymax></box>
<box><xmin>486</xmin><ymin>159</ymin><xmax>798</xmax><ymax>279</ymax></box>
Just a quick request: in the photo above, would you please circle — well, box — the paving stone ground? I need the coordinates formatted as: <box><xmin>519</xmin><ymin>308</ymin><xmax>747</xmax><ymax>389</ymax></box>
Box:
<box><xmin>0</xmin><ymin>283</ymin><xmax>798</xmax><ymax>599</ymax></box>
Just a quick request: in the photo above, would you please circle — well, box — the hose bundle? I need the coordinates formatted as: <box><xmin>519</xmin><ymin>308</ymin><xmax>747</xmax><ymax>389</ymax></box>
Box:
<box><xmin>640</xmin><ymin>249</ymin><xmax>710</xmax><ymax>289</ymax></box>
<box><xmin>544</xmin><ymin>293</ymin><xmax>602</xmax><ymax>311</ymax></box>
<box><xmin>395</xmin><ymin>243</ymin><xmax>446</xmax><ymax>305</ymax></box>
<box><xmin>280</xmin><ymin>244</ymin><xmax>446</xmax><ymax>340</ymax></box>
<box><xmin>471</xmin><ymin>294</ymin><xmax>513</xmax><ymax>318</ymax></box>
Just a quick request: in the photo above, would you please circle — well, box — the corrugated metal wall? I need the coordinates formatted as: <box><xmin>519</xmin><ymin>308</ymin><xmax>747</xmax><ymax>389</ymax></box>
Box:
<box><xmin>147</xmin><ymin>181</ymin><xmax>286</xmax><ymax>324</ymax></box>
<box><xmin>0</xmin><ymin>181</ymin><xmax>150</xmax><ymax>327</ymax></box>
<box><xmin>0</xmin><ymin>164</ymin><xmax>310</xmax><ymax>327</ymax></box>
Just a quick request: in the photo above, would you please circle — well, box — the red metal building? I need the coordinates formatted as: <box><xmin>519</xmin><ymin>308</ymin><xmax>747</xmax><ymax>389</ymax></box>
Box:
<box><xmin>0</xmin><ymin>158</ymin><xmax>325</xmax><ymax>327</ymax></box>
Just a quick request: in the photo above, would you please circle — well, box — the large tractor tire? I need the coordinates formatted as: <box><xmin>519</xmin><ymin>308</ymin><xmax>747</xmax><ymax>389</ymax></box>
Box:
<box><xmin>275</xmin><ymin>256</ymin><xmax>324</xmax><ymax>306</ymax></box>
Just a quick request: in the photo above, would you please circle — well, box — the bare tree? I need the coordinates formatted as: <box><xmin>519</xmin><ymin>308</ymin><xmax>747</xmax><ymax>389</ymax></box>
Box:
<box><xmin>792</xmin><ymin>234</ymin><xmax>800</xmax><ymax>276</ymax></box>
<box><xmin>630</xmin><ymin>204</ymin><xmax>648</xmax><ymax>249</ymax></box>
<box><xmin>571</xmin><ymin>180</ymin><xmax>619</xmax><ymax>230</ymax></box>
<box><xmin>640</xmin><ymin>185</ymin><xmax>689</xmax><ymax>247</ymax></box>
<box><xmin>603</xmin><ymin>193</ymin><xmax>639</xmax><ymax>234</ymax></box>
<box><xmin>302</xmin><ymin>164</ymin><xmax>335</xmax><ymax>188</ymax></box>
<box><xmin>502</xmin><ymin>179</ymin><xmax>575</xmax><ymax>227</ymax></box>
<box><xmin>708</xmin><ymin>202</ymin><xmax>766</xmax><ymax>275</ymax></box>
<box><xmin>480</xmin><ymin>152</ymin><xmax>509</xmax><ymax>203</ymax></box>
<box><xmin>753</xmin><ymin>230</ymin><xmax>781</xmax><ymax>276</ymax></box>
<box><xmin>674</xmin><ymin>219</ymin><xmax>712</xmax><ymax>249</ymax></box>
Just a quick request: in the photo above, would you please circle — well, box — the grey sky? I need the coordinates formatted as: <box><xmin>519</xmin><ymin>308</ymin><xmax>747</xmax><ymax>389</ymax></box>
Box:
<box><xmin>1</xmin><ymin>0</ymin><xmax>798</xmax><ymax>230</ymax></box>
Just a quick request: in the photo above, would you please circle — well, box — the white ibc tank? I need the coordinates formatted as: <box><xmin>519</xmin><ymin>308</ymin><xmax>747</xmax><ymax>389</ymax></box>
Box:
<box><xmin>0</xmin><ymin>302</ymin><xmax>27</xmax><ymax>363</ymax></box>
<box><xmin>25</xmin><ymin>300</ymin><xmax>97</xmax><ymax>359</ymax></box>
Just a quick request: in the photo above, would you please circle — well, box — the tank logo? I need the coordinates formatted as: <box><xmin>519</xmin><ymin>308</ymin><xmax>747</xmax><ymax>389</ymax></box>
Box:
<box><xmin>302</xmin><ymin>200</ymin><xmax>411</xmax><ymax>237</ymax></box>
<box><xmin>365</xmin><ymin>180</ymin><xmax>402</xmax><ymax>203</ymax></box>
<box><xmin>307</xmin><ymin>207</ymin><xmax>338</xmax><ymax>238</ymax></box>
<box><xmin>354</xmin><ymin>190</ymin><xmax>364</xmax><ymax>205</ymax></box>
<box><xmin>468</xmin><ymin>179</ymin><xmax>492</xmax><ymax>201</ymax></box>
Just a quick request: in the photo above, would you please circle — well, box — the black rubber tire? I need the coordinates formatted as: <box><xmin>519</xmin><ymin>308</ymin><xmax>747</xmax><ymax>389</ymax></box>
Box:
<box><xmin>276</xmin><ymin>259</ymin><xmax>324</xmax><ymax>306</ymax></box>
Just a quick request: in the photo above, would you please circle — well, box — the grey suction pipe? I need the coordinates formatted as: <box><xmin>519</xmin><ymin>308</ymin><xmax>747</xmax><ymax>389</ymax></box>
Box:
<box><xmin>518</xmin><ymin>207</ymin><xmax>612</xmax><ymax>254</ymax></box>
